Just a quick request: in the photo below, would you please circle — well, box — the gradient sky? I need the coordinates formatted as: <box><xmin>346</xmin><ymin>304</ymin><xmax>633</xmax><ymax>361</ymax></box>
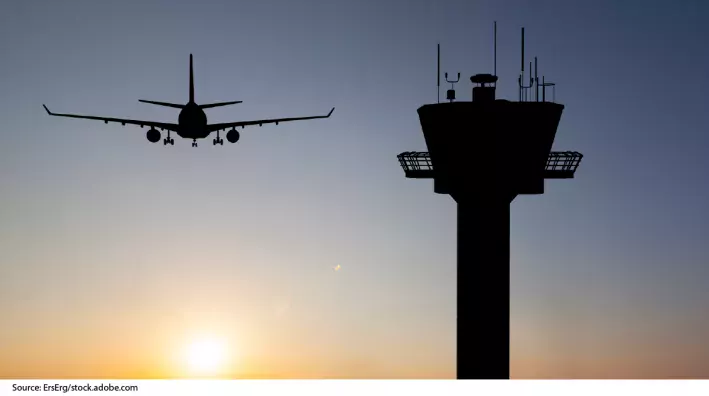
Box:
<box><xmin>1</xmin><ymin>0</ymin><xmax>709</xmax><ymax>379</ymax></box>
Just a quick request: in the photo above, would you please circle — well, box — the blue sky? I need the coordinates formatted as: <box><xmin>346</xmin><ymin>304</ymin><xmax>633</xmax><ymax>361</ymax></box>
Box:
<box><xmin>1</xmin><ymin>0</ymin><xmax>708</xmax><ymax>378</ymax></box>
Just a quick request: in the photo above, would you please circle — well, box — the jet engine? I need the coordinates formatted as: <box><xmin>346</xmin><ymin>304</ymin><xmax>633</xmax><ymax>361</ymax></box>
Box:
<box><xmin>226</xmin><ymin>129</ymin><xmax>240</xmax><ymax>143</ymax></box>
<box><xmin>146</xmin><ymin>128</ymin><xmax>161</xmax><ymax>143</ymax></box>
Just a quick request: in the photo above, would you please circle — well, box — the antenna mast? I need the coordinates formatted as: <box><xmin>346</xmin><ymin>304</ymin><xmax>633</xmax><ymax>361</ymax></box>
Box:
<box><xmin>494</xmin><ymin>21</ymin><xmax>497</xmax><ymax>77</ymax></box>
<box><xmin>518</xmin><ymin>28</ymin><xmax>524</xmax><ymax>101</ymax></box>
<box><xmin>535</xmin><ymin>57</ymin><xmax>538</xmax><ymax>101</ymax></box>
<box><xmin>438</xmin><ymin>44</ymin><xmax>441</xmax><ymax>104</ymax></box>
<box><xmin>518</xmin><ymin>28</ymin><xmax>534</xmax><ymax>102</ymax></box>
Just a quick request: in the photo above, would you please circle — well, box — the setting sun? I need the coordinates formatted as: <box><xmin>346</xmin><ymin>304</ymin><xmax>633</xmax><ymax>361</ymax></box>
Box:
<box><xmin>184</xmin><ymin>337</ymin><xmax>228</xmax><ymax>377</ymax></box>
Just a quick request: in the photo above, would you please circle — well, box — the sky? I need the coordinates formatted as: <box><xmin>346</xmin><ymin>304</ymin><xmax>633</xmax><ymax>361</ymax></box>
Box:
<box><xmin>1</xmin><ymin>0</ymin><xmax>709</xmax><ymax>379</ymax></box>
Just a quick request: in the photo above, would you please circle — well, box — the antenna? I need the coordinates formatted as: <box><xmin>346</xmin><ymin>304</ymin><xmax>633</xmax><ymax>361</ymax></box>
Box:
<box><xmin>494</xmin><ymin>21</ymin><xmax>497</xmax><ymax>77</ymax></box>
<box><xmin>518</xmin><ymin>28</ymin><xmax>534</xmax><ymax>102</ymax></box>
<box><xmin>535</xmin><ymin>58</ymin><xmax>558</xmax><ymax>103</ymax></box>
<box><xmin>518</xmin><ymin>27</ymin><xmax>524</xmax><ymax>101</ymax></box>
<box><xmin>528</xmin><ymin>60</ymin><xmax>532</xmax><ymax>101</ymax></box>
<box><xmin>438</xmin><ymin>44</ymin><xmax>441</xmax><ymax>104</ymax></box>
<box><xmin>540</xmin><ymin>76</ymin><xmax>556</xmax><ymax>103</ymax></box>
<box><xmin>534</xmin><ymin>57</ymin><xmax>539</xmax><ymax>102</ymax></box>
<box><xmin>445</xmin><ymin>72</ymin><xmax>460</xmax><ymax>103</ymax></box>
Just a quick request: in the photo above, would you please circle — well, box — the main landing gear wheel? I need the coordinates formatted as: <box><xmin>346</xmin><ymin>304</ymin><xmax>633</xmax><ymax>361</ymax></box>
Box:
<box><xmin>163</xmin><ymin>129</ymin><xmax>175</xmax><ymax>145</ymax></box>
<box><xmin>214</xmin><ymin>131</ymin><xmax>224</xmax><ymax>146</ymax></box>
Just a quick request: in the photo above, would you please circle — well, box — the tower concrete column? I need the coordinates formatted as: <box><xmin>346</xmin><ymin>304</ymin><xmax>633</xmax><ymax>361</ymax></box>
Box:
<box><xmin>455</xmin><ymin>195</ymin><xmax>512</xmax><ymax>379</ymax></box>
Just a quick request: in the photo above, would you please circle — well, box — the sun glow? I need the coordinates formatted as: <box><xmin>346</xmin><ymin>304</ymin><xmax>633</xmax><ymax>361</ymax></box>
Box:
<box><xmin>183</xmin><ymin>337</ymin><xmax>228</xmax><ymax>377</ymax></box>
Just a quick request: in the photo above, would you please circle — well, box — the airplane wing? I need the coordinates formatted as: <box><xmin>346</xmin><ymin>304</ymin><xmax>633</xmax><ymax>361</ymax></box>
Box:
<box><xmin>43</xmin><ymin>105</ymin><xmax>180</xmax><ymax>132</ymax></box>
<box><xmin>206</xmin><ymin>107</ymin><xmax>335</xmax><ymax>133</ymax></box>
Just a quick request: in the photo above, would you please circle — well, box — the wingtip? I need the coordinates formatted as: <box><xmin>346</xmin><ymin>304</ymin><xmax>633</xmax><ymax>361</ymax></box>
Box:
<box><xmin>42</xmin><ymin>104</ymin><xmax>51</xmax><ymax>114</ymax></box>
<box><xmin>328</xmin><ymin>107</ymin><xmax>335</xmax><ymax>117</ymax></box>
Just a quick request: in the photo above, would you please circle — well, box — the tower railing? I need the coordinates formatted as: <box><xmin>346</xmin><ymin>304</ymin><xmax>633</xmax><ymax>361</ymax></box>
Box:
<box><xmin>545</xmin><ymin>151</ymin><xmax>583</xmax><ymax>178</ymax></box>
<box><xmin>397</xmin><ymin>151</ymin><xmax>434</xmax><ymax>178</ymax></box>
<box><xmin>397</xmin><ymin>151</ymin><xmax>583</xmax><ymax>179</ymax></box>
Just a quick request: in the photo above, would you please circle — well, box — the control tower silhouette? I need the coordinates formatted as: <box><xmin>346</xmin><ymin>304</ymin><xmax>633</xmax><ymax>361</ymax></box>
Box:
<box><xmin>397</xmin><ymin>24</ymin><xmax>583</xmax><ymax>379</ymax></box>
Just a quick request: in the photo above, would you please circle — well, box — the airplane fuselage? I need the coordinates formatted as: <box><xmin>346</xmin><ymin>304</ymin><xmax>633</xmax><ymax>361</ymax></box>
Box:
<box><xmin>177</xmin><ymin>102</ymin><xmax>209</xmax><ymax>139</ymax></box>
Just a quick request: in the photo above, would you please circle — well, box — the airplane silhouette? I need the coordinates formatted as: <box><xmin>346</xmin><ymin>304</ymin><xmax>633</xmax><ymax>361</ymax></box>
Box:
<box><xmin>43</xmin><ymin>54</ymin><xmax>335</xmax><ymax>147</ymax></box>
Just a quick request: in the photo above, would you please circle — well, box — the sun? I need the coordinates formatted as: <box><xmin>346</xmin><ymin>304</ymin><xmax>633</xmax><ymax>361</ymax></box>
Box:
<box><xmin>184</xmin><ymin>337</ymin><xmax>227</xmax><ymax>377</ymax></box>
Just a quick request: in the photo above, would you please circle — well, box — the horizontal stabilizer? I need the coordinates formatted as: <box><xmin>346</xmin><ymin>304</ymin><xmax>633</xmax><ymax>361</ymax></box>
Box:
<box><xmin>139</xmin><ymin>99</ymin><xmax>185</xmax><ymax>109</ymax></box>
<box><xmin>198</xmin><ymin>100</ymin><xmax>243</xmax><ymax>109</ymax></box>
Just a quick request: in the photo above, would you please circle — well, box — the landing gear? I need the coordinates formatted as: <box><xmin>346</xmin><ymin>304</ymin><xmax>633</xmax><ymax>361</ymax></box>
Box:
<box><xmin>213</xmin><ymin>131</ymin><xmax>224</xmax><ymax>146</ymax></box>
<box><xmin>163</xmin><ymin>131</ymin><xmax>174</xmax><ymax>146</ymax></box>
<box><xmin>192</xmin><ymin>139</ymin><xmax>198</xmax><ymax>148</ymax></box>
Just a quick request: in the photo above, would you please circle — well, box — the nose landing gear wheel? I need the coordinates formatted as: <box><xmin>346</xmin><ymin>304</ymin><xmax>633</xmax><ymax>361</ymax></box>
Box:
<box><xmin>170</xmin><ymin>138</ymin><xmax>174</xmax><ymax>145</ymax></box>
<box><xmin>220</xmin><ymin>139</ymin><xmax>223</xmax><ymax>145</ymax></box>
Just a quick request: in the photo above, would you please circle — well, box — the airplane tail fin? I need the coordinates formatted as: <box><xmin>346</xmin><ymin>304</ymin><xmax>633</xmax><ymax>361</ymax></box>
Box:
<box><xmin>139</xmin><ymin>99</ymin><xmax>185</xmax><ymax>109</ymax></box>
<box><xmin>198</xmin><ymin>100</ymin><xmax>243</xmax><ymax>109</ymax></box>
<box><xmin>189</xmin><ymin>54</ymin><xmax>194</xmax><ymax>103</ymax></box>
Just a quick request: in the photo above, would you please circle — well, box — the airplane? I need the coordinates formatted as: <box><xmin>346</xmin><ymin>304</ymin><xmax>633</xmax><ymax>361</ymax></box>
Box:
<box><xmin>43</xmin><ymin>54</ymin><xmax>335</xmax><ymax>147</ymax></box>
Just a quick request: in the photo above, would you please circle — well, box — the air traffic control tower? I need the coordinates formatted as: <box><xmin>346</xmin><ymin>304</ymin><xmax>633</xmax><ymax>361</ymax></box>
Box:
<box><xmin>397</xmin><ymin>25</ymin><xmax>583</xmax><ymax>379</ymax></box>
